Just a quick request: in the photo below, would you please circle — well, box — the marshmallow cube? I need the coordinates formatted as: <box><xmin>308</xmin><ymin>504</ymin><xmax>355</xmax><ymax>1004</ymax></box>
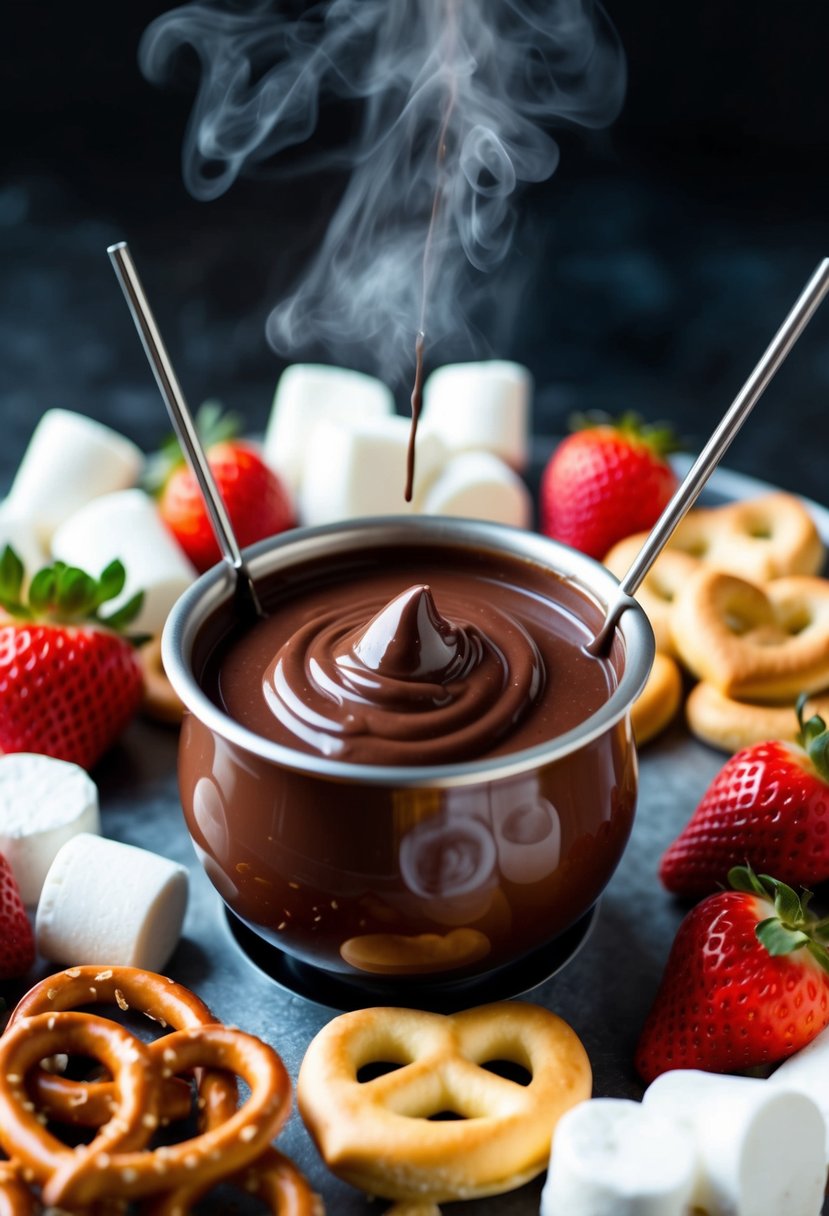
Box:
<box><xmin>421</xmin><ymin>360</ymin><xmax>532</xmax><ymax>471</ymax></box>
<box><xmin>264</xmin><ymin>364</ymin><xmax>395</xmax><ymax>495</ymax></box>
<box><xmin>771</xmin><ymin>1024</ymin><xmax>829</xmax><ymax>1164</ymax></box>
<box><xmin>0</xmin><ymin>507</ymin><xmax>48</xmax><ymax>581</ymax></box>
<box><xmin>0</xmin><ymin>754</ymin><xmax>100</xmax><ymax>905</ymax></box>
<box><xmin>5</xmin><ymin>409</ymin><xmax>144</xmax><ymax>545</ymax></box>
<box><xmin>51</xmin><ymin>489</ymin><xmax>197</xmax><ymax>636</ymax></box>
<box><xmin>417</xmin><ymin>450</ymin><xmax>532</xmax><ymax>528</ymax></box>
<box><xmin>37</xmin><ymin>833</ymin><xmax>189</xmax><ymax>972</ymax></box>
<box><xmin>643</xmin><ymin>1069</ymin><xmax>826</xmax><ymax>1216</ymax></box>
<box><xmin>300</xmin><ymin>415</ymin><xmax>447</xmax><ymax>526</ymax></box>
<box><xmin>541</xmin><ymin>1097</ymin><xmax>696</xmax><ymax>1216</ymax></box>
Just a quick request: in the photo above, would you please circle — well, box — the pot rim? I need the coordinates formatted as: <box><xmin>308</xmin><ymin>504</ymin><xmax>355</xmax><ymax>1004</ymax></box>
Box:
<box><xmin>161</xmin><ymin>516</ymin><xmax>655</xmax><ymax>787</ymax></box>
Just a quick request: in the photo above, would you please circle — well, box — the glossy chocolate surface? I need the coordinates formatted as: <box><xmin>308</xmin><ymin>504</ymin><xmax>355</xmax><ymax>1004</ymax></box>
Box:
<box><xmin>208</xmin><ymin>545</ymin><xmax>616</xmax><ymax>764</ymax></box>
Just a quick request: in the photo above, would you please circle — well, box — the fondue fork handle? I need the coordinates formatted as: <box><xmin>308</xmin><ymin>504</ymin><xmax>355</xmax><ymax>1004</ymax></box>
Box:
<box><xmin>588</xmin><ymin>256</ymin><xmax>829</xmax><ymax>655</ymax></box>
<box><xmin>107</xmin><ymin>241</ymin><xmax>265</xmax><ymax>618</ymax></box>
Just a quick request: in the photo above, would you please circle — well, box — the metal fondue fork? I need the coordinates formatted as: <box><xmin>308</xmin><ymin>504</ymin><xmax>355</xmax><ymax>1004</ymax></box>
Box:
<box><xmin>107</xmin><ymin>240</ymin><xmax>265</xmax><ymax>619</ymax></box>
<box><xmin>588</xmin><ymin>257</ymin><xmax>829</xmax><ymax>655</ymax></box>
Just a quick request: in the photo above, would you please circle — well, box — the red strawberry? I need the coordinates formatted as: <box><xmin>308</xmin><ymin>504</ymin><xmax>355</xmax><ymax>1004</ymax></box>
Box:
<box><xmin>660</xmin><ymin>698</ymin><xmax>829</xmax><ymax>897</ymax></box>
<box><xmin>154</xmin><ymin>403</ymin><xmax>294</xmax><ymax>572</ymax></box>
<box><xmin>636</xmin><ymin>866</ymin><xmax>829</xmax><ymax>1083</ymax></box>
<box><xmin>539</xmin><ymin>412</ymin><xmax>679</xmax><ymax>559</ymax></box>
<box><xmin>0</xmin><ymin>548</ymin><xmax>144</xmax><ymax>771</ymax></box>
<box><xmin>0</xmin><ymin>851</ymin><xmax>34</xmax><ymax>980</ymax></box>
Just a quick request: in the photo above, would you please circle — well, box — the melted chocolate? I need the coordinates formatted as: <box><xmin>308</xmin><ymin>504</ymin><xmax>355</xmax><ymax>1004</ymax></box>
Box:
<box><xmin>210</xmin><ymin>546</ymin><xmax>614</xmax><ymax>764</ymax></box>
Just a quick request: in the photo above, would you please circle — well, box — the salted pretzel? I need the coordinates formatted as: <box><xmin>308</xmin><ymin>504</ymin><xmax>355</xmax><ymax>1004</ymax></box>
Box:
<box><xmin>603</xmin><ymin>535</ymin><xmax>701</xmax><ymax>655</ymax></box>
<box><xmin>297</xmin><ymin>1001</ymin><xmax>591</xmax><ymax>1203</ymax></box>
<box><xmin>671</xmin><ymin>570</ymin><xmax>829</xmax><ymax>701</ymax></box>
<box><xmin>0</xmin><ymin>1011</ymin><xmax>163</xmax><ymax>1203</ymax></box>
<box><xmin>7</xmin><ymin>965</ymin><xmax>224</xmax><ymax>1128</ymax></box>
<box><xmin>668</xmin><ymin>492</ymin><xmax>824</xmax><ymax>581</ymax></box>
<box><xmin>0</xmin><ymin>1160</ymin><xmax>34</xmax><ymax>1216</ymax></box>
<box><xmin>0</xmin><ymin>1012</ymin><xmax>291</xmax><ymax>1210</ymax></box>
<box><xmin>631</xmin><ymin>652</ymin><xmax>683</xmax><ymax>746</ymax></box>
<box><xmin>139</xmin><ymin>637</ymin><xmax>185</xmax><ymax>725</ymax></box>
<box><xmin>685</xmin><ymin>682</ymin><xmax>829</xmax><ymax>753</ymax></box>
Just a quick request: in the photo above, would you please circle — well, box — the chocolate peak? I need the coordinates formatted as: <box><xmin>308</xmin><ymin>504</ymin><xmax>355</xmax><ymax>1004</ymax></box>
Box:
<box><xmin>348</xmin><ymin>585</ymin><xmax>465</xmax><ymax>681</ymax></box>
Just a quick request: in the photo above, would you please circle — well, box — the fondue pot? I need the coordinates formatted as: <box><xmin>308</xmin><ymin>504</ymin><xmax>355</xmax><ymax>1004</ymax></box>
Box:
<box><xmin>163</xmin><ymin>517</ymin><xmax>654</xmax><ymax>1006</ymax></box>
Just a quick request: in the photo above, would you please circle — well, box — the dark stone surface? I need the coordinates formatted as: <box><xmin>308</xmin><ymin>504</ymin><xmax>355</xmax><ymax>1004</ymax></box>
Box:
<box><xmin>3</xmin><ymin>2</ymin><xmax>829</xmax><ymax>1209</ymax></box>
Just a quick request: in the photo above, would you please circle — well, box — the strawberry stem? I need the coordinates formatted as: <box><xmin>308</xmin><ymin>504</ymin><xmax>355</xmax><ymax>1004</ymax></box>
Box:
<box><xmin>567</xmin><ymin>410</ymin><xmax>684</xmax><ymax>458</ymax></box>
<box><xmin>144</xmin><ymin>399</ymin><xmax>242</xmax><ymax>494</ymax></box>
<box><xmin>0</xmin><ymin>548</ymin><xmax>144</xmax><ymax>633</ymax></box>
<box><xmin>729</xmin><ymin>865</ymin><xmax>829</xmax><ymax>975</ymax></box>
<box><xmin>796</xmin><ymin>694</ymin><xmax>829</xmax><ymax>785</ymax></box>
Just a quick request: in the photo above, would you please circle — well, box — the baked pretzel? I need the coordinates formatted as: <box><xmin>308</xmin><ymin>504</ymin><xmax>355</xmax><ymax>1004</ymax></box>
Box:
<box><xmin>631</xmin><ymin>653</ymin><xmax>683</xmax><ymax>746</ymax></box>
<box><xmin>139</xmin><ymin>637</ymin><xmax>185</xmax><ymax>725</ymax></box>
<box><xmin>0</xmin><ymin>1015</ymin><xmax>291</xmax><ymax>1210</ymax></box>
<box><xmin>145</xmin><ymin>1144</ymin><xmax>323</xmax><ymax>1215</ymax></box>
<box><xmin>297</xmin><ymin>1001</ymin><xmax>591</xmax><ymax>1202</ymax></box>
<box><xmin>685</xmin><ymin>682</ymin><xmax>829</xmax><ymax>753</ymax></box>
<box><xmin>0</xmin><ymin>1160</ymin><xmax>34</xmax><ymax>1216</ymax></box>
<box><xmin>671</xmin><ymin>570</ymin><xmax>829</xmax><ymax>700</ymax></box>
<box><xmin>7</xmin><ymin>966</ymin><xmax>223</xmax><ymax>1128</ymax></box>
<box><xmin>669</xmin><ymin>492</ymin><xmax>824</xmax><ymax>581</ymax></box>
<box><xmin>0</xmin><ymin>1011</ymin><xmax>163</xmax><ymax>1204</ymax></box>
<box><xmin>603</xmin><ymin>535</ymin><xmax>700</xmax><ymax>655</ymax></box>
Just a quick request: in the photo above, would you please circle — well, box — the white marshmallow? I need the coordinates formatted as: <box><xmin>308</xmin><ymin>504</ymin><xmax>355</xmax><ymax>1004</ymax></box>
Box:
<box><xmin>771</xmin><ymin>1026</ymin><xmax>829</xmax><ymax>1163</ymax></box>
<box><xmin>51</xmin><ymin>489</ymin><xmax>197</xmax><ymax>636</ymax></box>
<box><xmin>643</xmin><ymin>1069</ymin><xmax>826</xmax><ymax>1216</ymax></box>
<box><xmin>421</xmin><ymin>360</ymin><xmax>532</xmax><ymax>470</ymax></box>
<box><xmin>0</xmin><ymin>754</ymin><xmax>100</xmax><ymax>905</ymax></box>
<box><xmin>417</xmin><ymin>450</ymin><xmax>532</xmax><ymax>528</ymax></box>
<box><xmin>0</xmin><ymin>507</ymin><xmax>48</xmax><ymax>582</ymax></box>
<box><xmin>540</xmin><ymin>1097</ymin><xmax>697</xmax><ymax>1216</ymax></box>
<box><xmin>264</xmin><ymin>363</ymin><xmax>394</xmax><ymax>495</ymax></box>
<box><xmin>300</xmin><ymin>415</ymin><xmax>447</xmax><ymax>526</ymax></box>
<box><xmin>5</xmin><ymin>410</ymin><xmax>144</xmax><ymax>544</ymax></box>
<box><xmin>36</xmin><ymin>833</ymin><xmax>189</xmax><ymax>972</ymax></box>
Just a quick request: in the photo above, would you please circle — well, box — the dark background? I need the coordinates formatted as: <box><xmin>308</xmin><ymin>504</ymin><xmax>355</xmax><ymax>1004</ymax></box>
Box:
<box><xmin>2</xmin><ymin>0</ymin><xmax>829</xmax><ymax>501</ymax></box>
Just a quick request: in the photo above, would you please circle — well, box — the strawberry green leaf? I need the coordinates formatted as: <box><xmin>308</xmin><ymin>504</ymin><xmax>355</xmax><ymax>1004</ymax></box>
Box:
<box><xmin>766</xmin><ymin>876</ymin><xmax>808</xmax><ymax>926</ymax></box>
<box><xmin>0</xmin><ymin>545</ymin><xmax>26</xmax><ymax>617</ymax></box>
<box><xmin>94</xmin><ymin>560</ymin><xmax>127</xmax><ymax>607</ymax></box>
<box><xmin>806</xmin><ymin>941</ymin><xmax>829</xmax><ymax>976</ymax></box>
<box><xmin>796</xmin><ymin>693</ymin><xmax>829</xmax><ymax>784</ymax></box>
<box><xmin>28</xmin><ymin>567</ymin><xmax>58</xmax><ymax>615</ymax></box>
<box><xmin>728</xmin><ymin>864</ymin><xmax>769</xmax><ymax>898</ymax></box>
<box><xmin>755</xmin><ymin>918</ymin><xmax>810</xmax><ymax>956</ymax></box>
<box><xmin>567</xmin><ymin>410</ymin><xmax>684</xmax><ymax>458</ymax></box>
<box><xmin>100</xmin><ymin>590</ymin><xmax>145</xmax><ymax>632</ymax></box>
<box><xmin>55</xmin><ymin>565</ymin><xmax>99</xmax><ymax>619</ymax></box>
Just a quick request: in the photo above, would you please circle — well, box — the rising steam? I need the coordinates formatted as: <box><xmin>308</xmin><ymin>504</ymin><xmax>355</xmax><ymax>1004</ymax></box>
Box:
<box><xmin>140</xmin><ymin>0</ymin><xmax>625</xmax><ymax>382</ymax></box>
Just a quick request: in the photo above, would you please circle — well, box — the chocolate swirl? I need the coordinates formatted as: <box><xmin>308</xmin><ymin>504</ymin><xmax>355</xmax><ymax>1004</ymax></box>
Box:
<box><xmin>261</xmin><ymin>585</ymin><xmax>544</xmax><ymax>763</ymax></box>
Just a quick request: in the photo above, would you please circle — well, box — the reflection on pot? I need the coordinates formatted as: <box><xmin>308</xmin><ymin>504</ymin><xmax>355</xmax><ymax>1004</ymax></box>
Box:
<box><xmin>399</xmin><ymin>811</ymin><xmax>498</xmax><ymax>926</ymax></box>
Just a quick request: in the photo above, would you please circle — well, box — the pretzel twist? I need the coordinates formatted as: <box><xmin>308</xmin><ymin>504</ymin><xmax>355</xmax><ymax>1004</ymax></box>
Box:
<box><xmin>685</xmin><ymin>683</ymin><xmax>829</xmax><ymax>753</ymax></box>
<box><xmin>603</xmin><ymin>536</ymin><xmax>700</xmax><ymax>655</ymax></box>
<box><xmin>0</xmin><ymin>1012</ymin><xmax>162</xmax><ymax>1199</ymax></box>
<box><xmin>671</xmin><ymin>570</ymin><xmax>829</xmax><ymax>700</ymax></box>
<box><xmin>669</xmin><ymin>492</ymin><xmax>824</xmax><ymax>581</ymax></box>
<box><xmin>0</xmin><ymin>1016</ymin><xmax>290</xmax><ymax>1210</ymax></box>
<box><xmin>0</xmin><ymin>1161</ymin><xmax>35</xmax><ymax>1216</ymax></box>
<box><xmin>297</xmin><ymin>1001</ymin><xmax>591</xmax><ymax>1203</ymax></box>
<box><xmin>7</xmin><ymin>965</ymin><xmax>224</xmax><ymax>1128</ymax></box>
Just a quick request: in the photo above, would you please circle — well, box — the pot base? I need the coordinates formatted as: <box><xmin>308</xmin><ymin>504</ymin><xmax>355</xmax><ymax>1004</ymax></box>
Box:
<box><xmin>224</xmin><ymin>904</ymin><xmax>600</xmax><ymax>1013</ymax></box>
